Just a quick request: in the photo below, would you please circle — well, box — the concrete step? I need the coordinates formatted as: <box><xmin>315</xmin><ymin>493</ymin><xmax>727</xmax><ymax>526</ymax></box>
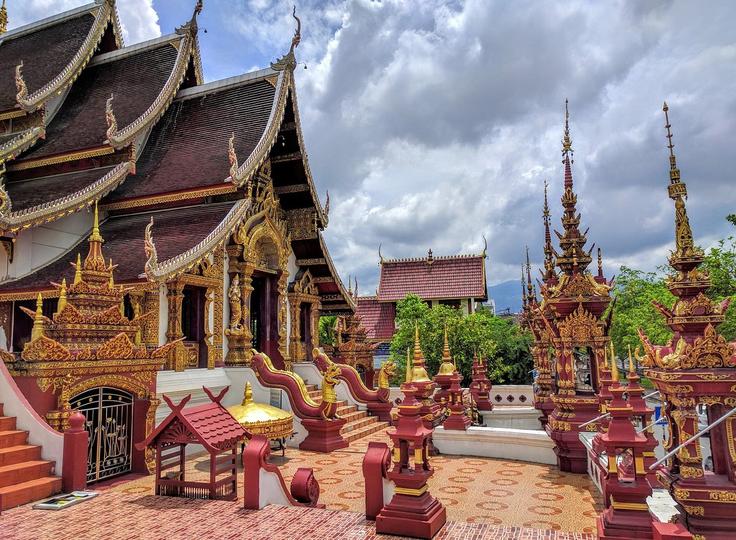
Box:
<box><xmin>0</xmin><ymin>476</ymin><xmax>62</xmax><ymax>511</ymax></box>
<box><xmin>339</xmin><ymin>410</ymin><xmax>367</xmax><ymax>423</ymax></box>
<box><xmin>336</xmin><ymin>404</ymin><xmax>357</xmax><ymax>415</ymax></box>
<box><xmin>0</xmin><ymin>416</ymin><xmax>16</xmax><ymax>431</ymax></box>
<box><xmin>341</xmin><ymin>416</ymin><xmax>377</xmax><ymax>433</ymax></box>
<box><xmin>0</xmin><ymin>445</ymin><xmax>42</xmax><ymax>468</ymax></box>
<box><xmin>343</xmin><ymin>421</ymin><xmax>389</xmax><ymax>444</ymax></box>
<box><xmin>0</xmin><ymin>430</ymin><xmax>28</xmax><ymax>449</ymax></box>
<box><xmin>0</xmin><ymin>460</ymin><xmax>55</xmax><ymax>489</ymax></box>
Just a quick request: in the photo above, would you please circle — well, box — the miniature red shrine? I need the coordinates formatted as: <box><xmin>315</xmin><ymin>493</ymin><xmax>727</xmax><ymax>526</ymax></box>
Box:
<box><xmin>376</xmin><ymin>346</ymin><xmax>446</xmax><ymax>539</ymax></box>
<box><xmin>137</xmin><ymin>386</ymin><xmax>246</xmax><ymax>500</ymax></box>
<box><xmin>469</xmin><ymin>351</ymin><xmax>493</xmax><ymax>412</ymax></box>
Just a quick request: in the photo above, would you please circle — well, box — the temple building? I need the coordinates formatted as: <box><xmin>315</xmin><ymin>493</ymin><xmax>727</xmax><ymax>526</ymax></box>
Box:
<box><xmin>356</xmin><ymin>247</ymin><xmax>488</xmax><ymax>364</ymax></box>
<box><xmin>0</xmin><ymin>0</ymin><xmax>353</xmax><ymax>490</ymax></box>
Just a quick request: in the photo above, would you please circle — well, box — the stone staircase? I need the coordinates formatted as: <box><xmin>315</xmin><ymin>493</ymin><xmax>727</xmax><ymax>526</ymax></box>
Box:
<box><xmin>0</xmin><ymin>403</ymin><xmax>62</xmax><ymax>511</ymax></box>
<box><xmin>305</xmin><ymin>385</ymin><xmax>388</xmax><ymax>444</ymax></box>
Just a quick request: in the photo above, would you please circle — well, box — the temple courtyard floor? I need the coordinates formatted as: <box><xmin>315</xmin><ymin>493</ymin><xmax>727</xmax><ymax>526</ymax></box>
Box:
<box><xmin>1</xmin><ymin>431</ymin><xmax>601</xmax><ymax>539</ymax></box>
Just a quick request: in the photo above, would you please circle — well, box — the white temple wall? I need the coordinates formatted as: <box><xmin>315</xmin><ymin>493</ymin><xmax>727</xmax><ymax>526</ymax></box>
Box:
<box><xmin>157</xmin><ymin>283</ymin><xmax>167</xmax><ymax>346</ymax></box>
<box><xmin>0</xmin><ymin>212</ymin><xmax>90</xmax><ymax>281</ymax></box>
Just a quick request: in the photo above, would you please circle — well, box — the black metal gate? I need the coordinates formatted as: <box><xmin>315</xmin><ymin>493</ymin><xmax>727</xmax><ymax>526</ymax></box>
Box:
<box><xmin>69</xmin><ymin>387</ymin><xmax>134</xmax><ymax>483</ymax></box>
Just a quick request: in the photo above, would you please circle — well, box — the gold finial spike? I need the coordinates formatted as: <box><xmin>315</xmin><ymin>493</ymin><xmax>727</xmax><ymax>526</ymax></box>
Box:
<box><xmin>0</xmin><ymin>0</ymin><xmax>8</xmax><ymax>35</ymax></box>
<box><xmin>405</xmin><ymin>347</ymin><xmax>412</xmax><ymax>383</ymax></box>
<box><xmin>562</xmin><ymin>99</ymin><xmax>573</xmax><ymax>157</ymax></box>
<box><xmin>603</xmin><ymin>345</ymin><xmax>609</xmax><ymax>370</ymax></box>
<box><xmin>242</xmin><ymin>382</ymin><xmax>253</xmax><ymax>406</ymax></box>
<box><xmin>627</xmin><ymin>345</ymin><xmax>635</xmax><ymax>375</ymax></box>
<box><xmin>662</xmin><ymin>101</ymin><xmax>682</xmax><ymax>187</ymax></box>
<box><xmin>597</xmin><ymin>247</ymin><xmax>603</xmax><ymax>277</ymax></box>
<box><xmin>413</xmin><ymin>321</ymin><xmax>424</xmax><ymax>366</ymax></box>
<box><xmin>109</xmin><ymin>259</ymin><xmax>115</xmax><ymax>288</ymax></box>
<box><xmin>89</xmin><ymin>202</ymin><xmax>103</xmax><ymax>243</ymax></box>
<box><xmin>442</xmin><ymin>323</ymin><xmax>451</xmax><ymax>362</ymax></box>
<box><xmin>74</xmin><ymin>253</ymin><xmax>82</xmax><ymax>284</ymax></box>
<box><xmin>611</xmin><ymin>350</ymin><xmax>620</xmax><ymax>382</ymax></box>
<box><xmin>31</xmin><ymin>293</ymin><xmax>44</xmax><ymax>341</ymax></box>
<box><xmin>56</xmin><ymin>278</ymin><xmax>67</xmax><ymax>317</ymax></box>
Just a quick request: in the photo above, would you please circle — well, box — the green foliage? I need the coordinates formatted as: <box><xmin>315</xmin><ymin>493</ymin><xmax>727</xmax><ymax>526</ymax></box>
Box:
<box><xmin>388</xmin><ymin>294</ymin><xmax>533</xmax><ymax>385</ymax></box>
<box><xmin>612</xmin><ymin>228</ymin><xmax>736</xmax><ymax>351</ymax></box>
<box><xmin>610</xmin><ymin>267</ymin><xmax>675</xmax><ymax>355</ymax></box>
<box><xmin>318</xmin><ymin>315</ymin><xmax>337</xmax><ymax>346</ymax></box>
<box><xmin>727</xmin><ymin>214</ymin><xmax>736</xmax><ymax>227</ymax></box>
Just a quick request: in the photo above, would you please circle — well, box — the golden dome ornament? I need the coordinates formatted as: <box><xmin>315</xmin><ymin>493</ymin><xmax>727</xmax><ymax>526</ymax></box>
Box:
<box><xmin>227</xmin><ymin>383</ymin><xmax>294</xmax><ymax>443</ymax></box>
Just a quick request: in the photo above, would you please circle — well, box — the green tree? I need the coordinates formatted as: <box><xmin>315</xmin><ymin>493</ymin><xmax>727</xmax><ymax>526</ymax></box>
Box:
<box><xmin>388</xmin><ymin>294</ymin><xmax>532</xmax><ymax>385</ymax></box>
<box><xmin>318</xmin><ymin>315</ymin><xmax>337</xmax><ymax>346</ymax></box>
<box><xmin>610</xmin><ymin>267</ymin><xmax>675</xmax><ymax>355</ymax></box>
<box><xmin>702</xmin><ymin>235</ymin><xmax>736</xmax><ymax>341</ymax></box>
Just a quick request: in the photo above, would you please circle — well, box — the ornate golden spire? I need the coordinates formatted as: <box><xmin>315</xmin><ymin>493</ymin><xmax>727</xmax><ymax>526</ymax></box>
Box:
<box><xmin>542</xmin><ymin>179</ymin><xmax>555</xmax><ymax>280</ymax></box>
<box><xmin>242</xmin><ymin>382</ymin><xmax>253</xmax><ymax>406</ymax></box>
<box><xmin>611</xmin><ymin>350</ymin><xmax>620</xmax><ymax>383</ymax></box>
<box><xmin>56</xmin><ymin>278</ymin><xmax>67</xmax><ymax>317</ymax></box>
<box><xmin>405</xmin><ymin>346</ymin><xmax>412</xmax><ymax>383</ymax></box>
<box><xmin>627</xmin><ymin>345</ymin><xmax>635</xmax><ymax>375</ymax></box>
<box><xmin>555</xmin><ymin>100</ymin><xmax>591</xmax><ymax>274</ymax></box>
<box><xmin>90</xmin><ymin>202</ymin><xmax>102</xmax><ymax>243</ymax></box>
<box><xmin>662</xmin><ymin>102</ymin><xmax>698</xmax><ymax>261</ymax></box>
<box><xmin>31</xmin><ymin>293</ymin><xmax>45</xmax><ymax>341</ymax></box>
<box><xmin>84</xmin><ymin>202</ymin><xmax>106</xmax><ymax>272</ymax></box>
<box><xmin>438</xmin><ymin>323</ymin><xmax>455</xmax><ymax>375</ymax></box>
<box><xmin>411</xmin><ymin>322</ymin><xmax>431</xmax><ymax>382</ymax></box>
<box><xmin>74</xmin><ymin>253</ymin><xmax>82</xmax><ymax>284</ymax></box>
<box><xmin>520</xmin><ymin>264</ymin><xmax>527</xmax><ymax>308</ymax></box>
<box><xmin>0</xmin><ymin>1</ymin><xmax>8</xmax><ymax>35</ymax></box>
<box><xmin>597</xmin><ymin>247</ymin><xmax>603</xmax><ymax>278</ymax></box>
<box><xmin>525</xmin><ymin>246</ymin><xmax>534</xmax><ymax>301</ymax></box>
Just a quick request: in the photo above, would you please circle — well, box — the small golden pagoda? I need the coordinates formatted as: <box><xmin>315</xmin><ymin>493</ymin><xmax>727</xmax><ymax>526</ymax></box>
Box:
<box><xmin>228</xmin><ymin>382</ymin><xmax>293</xmax><ymax>441</ymax></box>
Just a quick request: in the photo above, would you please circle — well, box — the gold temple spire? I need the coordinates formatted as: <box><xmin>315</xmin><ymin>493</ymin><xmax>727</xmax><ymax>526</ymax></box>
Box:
<box><xmin>561</xmin><ymin>99</ymin><xmax>573</xmax><ymax>159</ymax></box>
<box><xmin>0</xmin><ymin>1</ymin><xmax>8</xmax><ymax>35</ymax></box>
<box><xmin>405</xmin><ymin>347</ymin><xmax>412</xmax><ymax>383</ymax></box>
<box><xmin>611</xmin><ymin>350</ymin><xmax>620</xmax><ymax>382</ymax></box>
<box><xmin>627</xmin><ymin>345</ymin><xmax>636</xmax><ymax>375</ymax></box>
<box><xmin>438</xmin><ymin>323</ymin><xmax>455</xmax><ymax>375</ymax></box>
<box><xmin>411</xmin><ymin>322</ymin><xmax>431</xmax><ymax>382</ymax></box>
<box><xmin>90</xmin><ymin>202</ymin><xmax>103</xmax><ymax>243</ymax></box>
<box><xmin>73</xmin><ymin>253</ymin><xmax>82</xmax><ymax>284</ymax></box>
<box><xmin>242</xmin><ymin>382</ymin><xmax>253</xmax><ymax>406</ymax></box>
<box><xmin>30</xmin><ymin>293</ymin><xmax>44</xmax><ymax>341</ymax></box>
<box><xmin>662</xmin><ymin>102</ymin><xmax>697</xmax><ymax>260</ymax></box>
<box><xmin>525</xmin><ymin>245</ymin><xmax>534</xmax><ymax>300</ymax></box>
<box><xmin>56</xmin><ymin>278</ymin><xmax>67</xmax><ymax>317</ymax></box>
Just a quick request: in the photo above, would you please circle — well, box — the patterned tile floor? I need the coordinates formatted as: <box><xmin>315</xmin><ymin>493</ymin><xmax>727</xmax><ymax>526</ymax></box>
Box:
<box><xmin>0</xmin><ymin>430</ymin><xmax>600</xmax><ymax>539</ymax></box>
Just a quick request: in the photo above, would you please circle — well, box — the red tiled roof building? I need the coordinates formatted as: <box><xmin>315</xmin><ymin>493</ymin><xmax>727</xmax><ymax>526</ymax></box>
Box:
<box><xmin>357</xmin><ymin>248</ymin><xmax>488</xmax><ymax>358</ymax></box>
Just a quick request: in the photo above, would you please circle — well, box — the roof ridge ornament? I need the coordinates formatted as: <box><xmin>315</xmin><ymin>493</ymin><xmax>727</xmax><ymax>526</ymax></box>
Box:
<box><xmin>0</xmin><ymin>164</ymin><xmax>10</xmax><ymax>218</ymax></box>
<box><xmin>228</xmin><ymin>132</ymin><xmax>238</xmax><ymax>183</ymax></box>
<box><xmin>105</xmin><ymin>93</ymin><xmax>118</xmax><ymax>142</ymax></box>
<box><xmin>0</xmin><ymin>0</ymin><xmax>8</xmax><ymax>35</ymax></box>
<box><xmin>15</xmin><ymin>61</ymin><xmax>28</xmax><ymax>104</ymax></box>
<box><xmin>177</xmin><ymin>0</ymin><xmax>203</xmax><ymax>36</ymax></box>
<box><xmin>144</xmin><ymin>217</ymin><xmax>159</xmax><ymax>281</ymax></box>
<box><xmin>481</xmin><ymin>235</ymin><xmax>487</xmax><ymax>258</ymax></box>
<box><xmin>271</xmin><ymin>5</ymin><xmax>301</xmax><ymax>72</ymax></box>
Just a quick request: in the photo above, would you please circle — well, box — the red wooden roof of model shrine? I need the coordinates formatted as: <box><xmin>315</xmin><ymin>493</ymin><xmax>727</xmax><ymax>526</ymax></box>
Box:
<box><xmin>356</xmin><ymin>296</ymin><xmax>395</xmax><ymax>340</ymax></box>
<box><xmin>139</xmin><ymin>389</ymin><xmax>246</xmax><ymax>453</ymax></box>
<box><xmin>0</xmin><ymin>203</ymin><xmax>234</xmax><ymax>299</ymax></box>
<box><xmin>377</xmin><ymin>253</ymin><xmax>488</xmax><ymax>302</ymax></box>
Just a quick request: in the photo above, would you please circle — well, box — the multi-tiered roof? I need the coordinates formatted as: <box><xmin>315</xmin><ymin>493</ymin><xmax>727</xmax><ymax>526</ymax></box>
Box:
<box><xmin>0</xmin><ymin>0</ymin><xmax>353</xmax><ymax>313</ymax></box>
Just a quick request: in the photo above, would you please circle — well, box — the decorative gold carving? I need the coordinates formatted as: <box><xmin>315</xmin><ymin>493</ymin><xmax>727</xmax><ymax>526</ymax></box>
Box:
<box><xmin>21</xmin><ymin>336</ymin><xmax>72</xmax><ymax>362</ymax></box>
<box><xmin>105</xmin><ymin>94</ymin><xmax>118</xmax><ymax>142</ymax></box>
<box><xmin>557</xmin><ymin>303</ymin><xmax>603</xmax><ymax>343</ymax></box>
<box><xmin>225</xmin><ymin>274</ymin><xmax>243</xmax><ymax>335</ymax></box>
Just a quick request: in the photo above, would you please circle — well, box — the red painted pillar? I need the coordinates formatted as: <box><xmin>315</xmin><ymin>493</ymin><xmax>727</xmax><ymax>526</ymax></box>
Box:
<box><xmin>62</xmin><ymin>411</ymin><xmax>88</xmax><ymax>492</ymax></box>
<box><xmin>363</xmin><ymin>441</ymin><xmax>391</xmax><ymax>520</ymax></box>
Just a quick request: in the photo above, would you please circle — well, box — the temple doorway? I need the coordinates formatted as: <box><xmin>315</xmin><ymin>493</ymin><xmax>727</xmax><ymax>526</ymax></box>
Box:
<box><xmin>182</xmin><ymin>285</ymin><xmax>207</xmax><ymax>368</ymax></box>
<box><xmin>250</xmin><ymin>272</ymin><xmax>280</xmax><ymax>364</ymax></box>
<box><xmin>69</xmin><ymin>387</ymin><xmax>134</xmax><ymax>483</ymax></box>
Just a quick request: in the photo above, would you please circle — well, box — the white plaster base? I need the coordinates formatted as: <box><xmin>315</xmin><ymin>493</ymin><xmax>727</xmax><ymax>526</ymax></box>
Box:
<box><xmin>480</xmin><ymin>407</ymin><xmax>541</xmax><ymax>430</ymax></box>
<box><xmin>433</xmin><ymin>426</ymin><xmax>556</xmax><ymax>465</ymax></box>
<box><xmin>155</xmin><ymin>368</ymin><xmax>232</xmax><ymax>423</ymax></box>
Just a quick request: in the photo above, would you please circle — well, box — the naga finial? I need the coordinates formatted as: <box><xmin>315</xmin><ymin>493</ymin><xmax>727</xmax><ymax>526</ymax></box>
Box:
<box><xmin>144</xmin><ymin>217</ymin><xmax>158</xmax><ymax>281</ymax></box>
<box><xmin>378</xmin><ymin>243</ymin><xmax>384</xmax><ymax>265</ymax></box>
<box><xmin>0</xmin><ymin>1</ymin><xmax>8</xmax><ymax>35</ymax></box>
<box><xmin>0</xmin><ymin>168</ymin><xmax>10</xmax><ymax>217</ymax></box>
<box><xmin>228</xmin><ymin>132</ymin><xmax>239</xmax><ymax>183</ymax></box>
<box><xmin>481</xmin><ymin>234</ymin><xmax>488</xmax><ymax>258</ymax></box>
<box><xmin>290</xmin><ymin>5</ymin><xmax>301</xmax><ymax>52</ymax></box>
<box><xmin>15</xmin><ymin>61</ymin><xmax>28</xmax><ymax>103</ymax></box>
<box><xmin>324</xmin><ymin>190</ymin><xmax>330</xmax><ymax>218</ymax></box>
<box><xmin>105</xmin><ymin>94</ymin><xmax>118</xmax><ymax>141</ymax></box>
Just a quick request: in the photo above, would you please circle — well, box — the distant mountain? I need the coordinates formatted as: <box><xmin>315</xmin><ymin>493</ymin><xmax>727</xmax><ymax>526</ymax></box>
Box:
<box><xmin>488</xmin><ymin>280</ymin><xmax>522</xmax><ymax>315</ymax></box>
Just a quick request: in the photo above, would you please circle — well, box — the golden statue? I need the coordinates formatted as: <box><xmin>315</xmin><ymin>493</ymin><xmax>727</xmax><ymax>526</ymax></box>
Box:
<box><xmin>226</xmin><ymin>274</ymin><xmax>243</xmax><ymax>334</ymax></box>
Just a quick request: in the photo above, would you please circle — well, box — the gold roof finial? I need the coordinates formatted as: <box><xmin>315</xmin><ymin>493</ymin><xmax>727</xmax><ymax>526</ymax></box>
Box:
<box><xmin>242</xmin><ymin>382</ymin><xmax>253</xmax><ymax>406</ymax></box>
<box><xmin>525</xmin><ymin>245</ymin><xmax>534</xmax><ymax>300</ymax></box>
<box><xmin>90</xmin><ymin>201</ymin><xmax>103</xmax><ymax>243</ymax></box>
<box><xmin>663</xmin><ymin>102</ymin><xmax>681</xmax><ymax>186</ymax></box>
<box><xmin>597</xmin><ymin>247</ymin><xmax>603</xmax><ymax>277</ymax></box>
<box><xmin>31</xmin><ymin>293</ymin><xmax>45</xmax><ymax>341</ymax></box>
<box><xmin>627</xmin><ymin>345</ymin><xmax>635</xmax><ymax>375</ymax></box>
<box><xmin>561</xmin><ymin>98</ymin><xmax>573</xmax><ymax>158</ymax></box>
<box><xmin>56</xmin><ymin>278</ymin><xmax>67</xmax><ymax>317</ymax></box>
<box><xmin>108</xmin><ymin>258</ymin><xmax>115</xmax><ymax>288</ymax></box>
<box><xmin>405</xmin><ymin>346</ymin><xmax>412</xmax><ymax>383</ymax></box>
<box><xmin>603</xmin><ymin>345</ymin><xmax>609</xmax><ymax>369</ymax></box>
<box><xmin>438</xmin><ymin>322</ymin><xmax>455</xmax><ymax>375</ymax></box>
<box><xmin>611</xmin><ymin>350</ymin><xmax>620</xmax><ymax>382</ymax></box>
<box><xmin>290</xmin><ymin>5</ymin><xmax>301</xmax><ymax>53</ymax></box>
<box><xmin>0</xmin><ymin>1</ymin><xmax>8</xmax><ymax>35</ymax></box>
<box><xmin>73</xmin><ymin>253</ymin><xmax>82</xmax><ymax>284</ymax></box>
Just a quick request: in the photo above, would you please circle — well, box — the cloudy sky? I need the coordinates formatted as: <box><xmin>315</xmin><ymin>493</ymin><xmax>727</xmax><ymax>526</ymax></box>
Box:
<box><xmin>13</xmin><ymin>0</ymin><xmax>736</xmax><ymax>295</ymax></box>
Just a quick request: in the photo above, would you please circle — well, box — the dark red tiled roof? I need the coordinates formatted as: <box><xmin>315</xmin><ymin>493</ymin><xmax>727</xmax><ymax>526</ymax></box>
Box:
<box><xmin>140</xmin><ymin>393</ymin><xmax>246</xmax><ymax>453</ymax></box>
<box><xmin>181</xmin><ymin>402</ymin><xmax>246</xmax><ymax>449</ymax></box>
<box><xmin>377</xmin><ymin>255</ymin><xmax>487</xmax><ymax>302</ymax></box>
<box><xmin>0</xmin><ymin>202</ymin><xmax>234</xmax><ymax>294</ymax></box>
<box><xmin>20</xmin><ymin>42</ymin><xmax>179</xmax><ymax>160</ymax></box>
<box><xmin>0</xmin><ymin>13</ymin><xmax>96</xmax><ymax>112</ymax></box>
<box><xmin>106</xmin><ymin>78</ymin><xmax>276</xmax><ymax>202</ymax></box>
<box><xmin>6</xmin><ymin>166</ymin><xmax>117</xmax><ymax>212</ymax></box>
<box><xmin>356</xmin><ymin>296</ymin><xmax>395</xmax><ymax>340</ymax></box>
